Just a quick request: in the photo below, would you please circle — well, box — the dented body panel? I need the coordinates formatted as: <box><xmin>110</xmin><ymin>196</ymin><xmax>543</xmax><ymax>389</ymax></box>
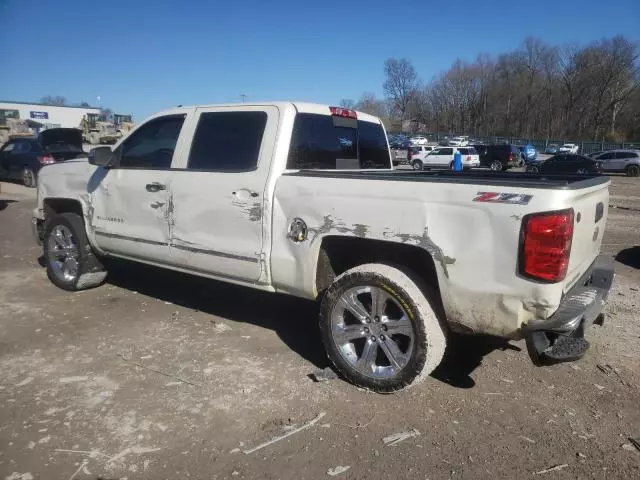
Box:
<box><xmin>34</xmin><ymin>102</ymin><xmax>611</xmax><ymax>341</ymax></box>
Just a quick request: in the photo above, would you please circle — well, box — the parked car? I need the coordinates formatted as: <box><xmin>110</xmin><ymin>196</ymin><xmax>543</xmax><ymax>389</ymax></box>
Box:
<box><xmin>33</xmin><ymin>102</ymin><xmax>613</xmax><ymax>392</ymax></box>
<box><xmin>559</xmin><ymin>143</ymin><xmax>579</xmax><ymax>154</ymax></box>
<box><xmin>449</xmin><ymin>136</ymin><xmax>469</xmax><ymax>146</ymax></box>
<box><xmin>418</xmin><ymin>146</ymin><xmax>479</xmax><ymax>170</ymax></box>
<box><xmin>589</xmin><ymin>149</ymin><xmax>640</xmax><ymax>177</ymax></box>
<box><xmin>526</xmin><ymin>154</ymin><xmax>603</xmax><ymax>175</ymax></box>
<box><xmin>545</xmin><ymin>144</ymin><xmax>560</xmax><ymax>154</ymax></box>
<box><xmin>0</xmin><ymin>128</ymin><xmax>85</xmax><ymax>187</ymax></box>
<box><xmin>409</xmin><ymin>145</ymin><xmax>436</xmax><ymax>169</ymax></box>
<box><xmin>410</xmin><ymin>136</ymin><xmax>428</xmax><ymax>146</ymax></box>
<box><xmin>473</xmin><ymin>144</ymin><xmax>521</xmax><ymax>171</ymax></box>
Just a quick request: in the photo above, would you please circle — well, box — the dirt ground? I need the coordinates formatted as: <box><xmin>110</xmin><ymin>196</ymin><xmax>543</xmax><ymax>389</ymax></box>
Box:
<box><xmin>1</xmin><ymin>177</ymin><xmax>639</xmax><ymax>480</ymax></box>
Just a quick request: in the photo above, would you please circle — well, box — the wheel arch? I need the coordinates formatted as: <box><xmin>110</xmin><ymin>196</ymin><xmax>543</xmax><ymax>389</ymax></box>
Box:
<box><xmin>41</xmin><ymin>197</ymin><xmax>100</xmax><ymax>250</ymax></box>
<box><xmin>315</xmin><ymin>236</ymin><xmax>447</xmax><ymax>318</ymax></box>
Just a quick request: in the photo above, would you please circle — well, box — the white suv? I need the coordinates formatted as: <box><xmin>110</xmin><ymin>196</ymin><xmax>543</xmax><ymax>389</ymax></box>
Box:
<box><xmin>410</xmin><ymin>136</ymin><xmax>428</xmax><ymax>146</ymax></box>
<box><xmin>559</xmin><ymin>143</ymin><xmax>579</xmax><ymax>154</ymax></box>
<box><xmin>416</xmin><ymin>146</ymin><xmax>480</xmax><ymax>170</ymax></box>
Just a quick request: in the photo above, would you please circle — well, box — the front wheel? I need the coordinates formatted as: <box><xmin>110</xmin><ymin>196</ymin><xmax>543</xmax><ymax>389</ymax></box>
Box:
<box><xmin>22</xmin><ymin>168</ymin><xmax>37</xmax><ymax>188</ymax></box>
<box><xmin>626</xmin><ymin>165</ymin><xmax>640</xmax><ymax>177</ymax></box>
<box><xmin>319</xmin><ymin>264</ymin><xmax>446</xmax><ymax>392</ymax></box>
<box><xmin>44</xmin><ymin>213</ymin><xmax>107</xmax><ymax>291</ymax></box>
<box><xmin>411</xmin><ymin>160</ymin><xmax>423</xmax><ymax>171</ymax></box>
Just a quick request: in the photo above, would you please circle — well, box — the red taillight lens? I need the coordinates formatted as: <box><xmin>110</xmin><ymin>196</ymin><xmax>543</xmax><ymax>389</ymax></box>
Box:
<box><xmin>520</xmin><ymin>209</ymin><xmax>574</xmax><ymax>282</ymax></box>
<box><xmin>329</xmin><ymin>106</ymin><xmax>357</xmax><ymax>119</ymax></box>
<box><xmin>467</xmin><ymin>155</ymin><xmax>471</xmax><ymax>161</ymax></box>
<box><xmin>37</xmin><ymin>155</ymin><xmax>55</xmax><ymax>165</ymax></box>
<box><xmin>508</xmin><ymin>153</ymin><xmax>514</xmax><ymax>161</ymax></box>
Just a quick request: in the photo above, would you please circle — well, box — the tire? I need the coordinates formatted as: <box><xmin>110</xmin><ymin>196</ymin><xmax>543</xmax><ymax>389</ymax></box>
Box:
<box><xmin>43</xmin><ymin>213</ymin><xmax>107</xmax><ymax>291</ymax></box>
<box><xmin>411</xmin><ymin>160</ymin><xmax>423</xmax><ymax>171</ymax></box>
<box><xmin>22</xmin><ymin>168</ymin><xmax>37</xmax><ymax>188</ymax></box>
<box><xmin>576</xmin><ymin>168</ymin><xmax>588</xmax><ymax>175</ymax></box>
<box><xmin>319</xmin><ymin>263</ymin><xmax>446</xmax><ymax>392</ymax></box>
<box><xmin>626</xmin><ymin>165</ymin><xmax>640</xmax><ymax>177</ymax></box>
<box><xmin>490</xmin><ymin>160</ymin><xmax>503</xmax><ymax>172</ymax></box>
<box><xmin>527</xmin><ymin>165</ymin><xmax>540</xmax><ymax>173</ymax></box>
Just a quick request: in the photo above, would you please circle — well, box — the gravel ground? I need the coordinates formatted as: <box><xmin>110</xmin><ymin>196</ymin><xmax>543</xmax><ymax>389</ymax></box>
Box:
<box><xmin>0</xmin><ymin>176</ymin><xmax>639</xmax><ymax>480</ymax></box>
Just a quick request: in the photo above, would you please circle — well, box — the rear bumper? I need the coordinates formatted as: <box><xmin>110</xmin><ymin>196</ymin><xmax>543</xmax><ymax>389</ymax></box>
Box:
<box><xmin>522</xmin><ymin>255</ymin><xmax>614</xmax><ymax>364</ymax></box>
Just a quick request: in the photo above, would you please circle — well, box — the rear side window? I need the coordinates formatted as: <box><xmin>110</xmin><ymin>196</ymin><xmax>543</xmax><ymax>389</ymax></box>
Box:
<box><xmin>458</xmin><ymin>147</ymin><xmax>477</xmax><ymax>155</ymax></box>
<box><xmin>599</xmin><ymin>152</ymin><xmax>616</xmax><ymax>160</ymax></box>
<box><xmin>287</xmin><ymin>113</ymin><xmax>390</xmax><ymax>169</ymax></box>
<box><xmin>439</xmin><ymin>148</ymin><xmax>453</xmax><ymax>155</ymax></box>
<box><xmin>616</xmin><ymin>151</ymin><xmax>638</xmax><ymax>159</ymax></box>
<box><xmin>188</xmin><ymin>111</ymin><xmax>267</xmax><ymax>171</ymax></box>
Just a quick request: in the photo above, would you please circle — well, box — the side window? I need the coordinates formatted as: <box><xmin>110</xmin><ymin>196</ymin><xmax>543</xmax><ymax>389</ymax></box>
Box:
<box><xmin>1</xmin><ymin>142</ymin><xmax>16</xmax><ymax>153</ymax></box>
<box><xmin>12</xmin><ymin>141</ymin><xmax>32</xmax><ymax>154</ymax></box>
<box><xmin>357</xmin><ymin>120</ymin><xmax>391</xmax><ymax>169</ymax></box>
<box><xmin>188</xmin><ymin>111</ymin><xmax>267</xmax><ymax>171</ymax></box>
<box><xmin>440</xmin><ymin>148</ymin><xmax>453</xmax><ymax>155</ymax></box>
<box><xmin>430</xmin><ymin>149</ymin><xmax>441</xmax><ymax>155</ymax></box>
<box><xmin>615</xmin><ymin>151</ymin><xmax>635</xmax><ymax>159</ymax></box>
<box><xmin>599</xmin><ymin>152</ymin><xmax>615</xmax><ymax>160</ymax></box>
<box><xmin>458</xmin><ymin>148</ymin><xmax>468</xmax><ymax>155</ymax></box>
<box><xmin>119</xmin><ymin>115</ymin><xmax>185</xmax><ymax>169</ymax></box>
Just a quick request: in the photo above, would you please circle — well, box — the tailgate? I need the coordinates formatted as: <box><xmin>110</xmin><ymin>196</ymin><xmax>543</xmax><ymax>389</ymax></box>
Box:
<box><xmin>563</xmin><ymin>180</ymin><xmax>610</xmax><ymax>292</ymax></box>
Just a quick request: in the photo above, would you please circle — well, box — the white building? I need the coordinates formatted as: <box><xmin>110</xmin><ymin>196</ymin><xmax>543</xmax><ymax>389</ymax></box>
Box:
<box><xmin>0</xmin><ymin>100</ymin><xmax>101</xmax><ymax>131</ymax></box>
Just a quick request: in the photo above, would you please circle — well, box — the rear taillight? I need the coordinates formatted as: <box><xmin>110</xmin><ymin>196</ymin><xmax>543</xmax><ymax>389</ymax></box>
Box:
<box><xmin>37</xmin><ymin>155</ymin><xmax>55</xmax><ymax>165</ymax></box>
<box><xmin>519</xmin><ymin>209</ymin><xmax>574</xmax><ymax>283</ymax></box>
<box><xmin>466</xmin><ymin>155</ymin><xmax>471</xmax><ymax>161</ymax></box>
<box><xmin>508</xmin><ymin>153</ymin><xmax>514</xmax><ymax>162</ymax></box>
<box><xmin>408</xmin><ymin>150</ymin><xmax>413</xmax><ymax>160</ymax></box>
<box><xmin>329</xmin><ymin>106</ymin><xmax>357</xmax><ymax>119</ymax></box>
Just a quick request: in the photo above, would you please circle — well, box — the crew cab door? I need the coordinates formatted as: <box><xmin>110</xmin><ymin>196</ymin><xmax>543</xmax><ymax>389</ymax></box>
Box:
<box><xmin>168</xmin><ymin>106</ymin><xmax>278</xmax><ymax>282</ymax></box>
<box><xmin>89</xmin><ymin>114</ymin><xmax>188</xmax><ymax>263</ymax></box>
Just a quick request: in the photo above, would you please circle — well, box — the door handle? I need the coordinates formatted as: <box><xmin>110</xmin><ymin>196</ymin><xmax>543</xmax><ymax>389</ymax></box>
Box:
<box><xmin>146</xmin><ymin>182</ymin><xmax>166</xmax><ymax>193</ymax></box>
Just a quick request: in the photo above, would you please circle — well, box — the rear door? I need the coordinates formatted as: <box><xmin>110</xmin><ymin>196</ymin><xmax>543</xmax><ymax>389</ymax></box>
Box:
<box><xmin>613</xmin><ymin>151</ymin><xmax>638</xmax><ymax>170</ymax></box>
<box><xmin>0</xmin><ymin>141</ymin><xmax>16</xmax><ymax>177</ymax></box>
<box><xmin>169</xmin><ymin>106</ymin><xmax>278</xmax><ymax>282</ymax></box>
<box><xmin>426</xmin><ymin>147</ymin><xmax>453</xmax><ymax>167</ymax></box>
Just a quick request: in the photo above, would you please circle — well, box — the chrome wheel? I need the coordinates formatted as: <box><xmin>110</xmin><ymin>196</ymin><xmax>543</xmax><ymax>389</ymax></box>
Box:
<box><xmin>47</xmin><ymin>225</ymin><xmax>79</xmax><ymax>282</ymax></box>
<box><xmin>330</xmin><ymin>286</ymin><xmax>415</xmax><ymax>379</ymax></box>
<box><xmin>412</xmin><ymin>160</ymin><xmax>423</xmax><ymax>170</ymax></box>
<box><xmin>577</xmin><ymin>168</ymin><xmax>588</xmax><ymax>174</ymax></box>
<box><xmin>490</xmin><ymin>160</ymin><xmax>502</xmax><ymax>171</ymax></box>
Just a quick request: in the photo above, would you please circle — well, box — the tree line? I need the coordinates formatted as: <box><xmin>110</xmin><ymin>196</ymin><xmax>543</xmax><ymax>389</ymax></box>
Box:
<box><xmin>40</xmin><ymin>95</ymin><xmax>114</xmax><ymax>120</ymax></box>
<box><xmin>341</xmin><ymin>35</ymin><xmax>640</xmax><ymax>141</ymax></box>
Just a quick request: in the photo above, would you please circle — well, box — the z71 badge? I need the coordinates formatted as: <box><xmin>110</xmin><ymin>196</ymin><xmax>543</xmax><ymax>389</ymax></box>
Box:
<box><xmin>473</xmin><ymin>192</ymin><xmax>533</xmax><ymax>205</ymax></box>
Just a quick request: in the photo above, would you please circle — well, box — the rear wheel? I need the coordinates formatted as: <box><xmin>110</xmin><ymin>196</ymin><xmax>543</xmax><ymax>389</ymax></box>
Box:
<box><xmin>319</xmin><ymin>263</ymin><xmax>446</xmax><ymax>392</ymax></box>
<box><xmin>44</xmin><ymin>213</ymin><xmax>107</xmax><ymax>291</ymax></box>
<box><xmin>626</xmin><ymin>165</ymin><xmax>640</xmax><ymax>177</ymax></box>
<box><xmin>527</xmin><ymin>165</ymin><xmax>540</xmax><ymax>173</ymax></box>
<box><xmin>490</xmin><ymin>160</ymin><xmax>503</xmax><ymax>172</ymax></box>
<box><xmin>22</xmin><ymin>168</ymin><xmax>36</xmax><ymax>188</ymax></box>
<box><xmin>576</xmin><ymin>168</ymin><xmax>588</xmax><ymax>174</ymax></box>
<box><xmin>411</xmin><ymin>160</ymin><xmax>423</xmax><ymax>171</ymax></box>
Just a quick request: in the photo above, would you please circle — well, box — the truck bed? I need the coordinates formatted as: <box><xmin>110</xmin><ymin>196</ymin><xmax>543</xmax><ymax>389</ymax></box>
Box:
<box><xmin>286</xmin><ymin>170</ymin><xmax>609</xmax><ymax>190</ymax></box>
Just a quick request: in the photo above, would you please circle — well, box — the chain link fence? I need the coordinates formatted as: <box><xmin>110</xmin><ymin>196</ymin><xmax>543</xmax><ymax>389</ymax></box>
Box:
<box><xmin>388</xmin><ymin>132</ymin><xmax>640</xmax><ymax>155</ymax></box>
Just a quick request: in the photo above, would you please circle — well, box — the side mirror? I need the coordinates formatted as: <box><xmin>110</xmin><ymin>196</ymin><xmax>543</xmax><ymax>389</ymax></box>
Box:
<box><xmin>88</xmin><ymin>146</ymin><xmax>114</xmax><ymax>167</ymax></box>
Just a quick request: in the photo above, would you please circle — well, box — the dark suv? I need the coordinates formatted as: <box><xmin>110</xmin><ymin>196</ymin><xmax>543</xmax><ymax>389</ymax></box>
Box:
<box><xmin>473</xmin><ymin>144</ymin><xmax>521</xmax><ymax>171</ymax></box>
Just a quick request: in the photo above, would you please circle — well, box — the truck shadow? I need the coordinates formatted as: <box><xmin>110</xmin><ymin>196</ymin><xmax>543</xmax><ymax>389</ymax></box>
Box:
<box><xmin>0</xmin><ymin>199</ymin><xmax>17</xmax><ymax>211</ymax></box>
<box><xmin>98</xmin><ymin>260</ymin><xmax>514</xmax><ymax>388</ymax></box>
<box><xmin>104</xmin><ymin>260</ymin><xmax>329</xmax><ymax>369</ymax></box>
<box><xmin>431</xmin><ymin>334</ymin><xmax>520</xmax><ymax>389</ymax></box>
<box><xmin>616</xmin><ymin>246</ymin><xmax>640</xmax><ymax>269</ymax></box>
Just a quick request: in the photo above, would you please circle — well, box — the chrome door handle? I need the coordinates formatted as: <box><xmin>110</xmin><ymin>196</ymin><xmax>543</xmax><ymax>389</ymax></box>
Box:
<box><xmin>146</xmin><ymin>182</ymin><xmax>166</xmax><ymax>192</ymax></box>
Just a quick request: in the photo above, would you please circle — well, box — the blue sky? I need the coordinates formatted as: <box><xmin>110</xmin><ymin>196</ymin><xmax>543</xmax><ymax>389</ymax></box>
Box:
<box><xmin>1</xmin><ymin>0</ymin><xmax>639</xmax><ymax>121</ymax></box>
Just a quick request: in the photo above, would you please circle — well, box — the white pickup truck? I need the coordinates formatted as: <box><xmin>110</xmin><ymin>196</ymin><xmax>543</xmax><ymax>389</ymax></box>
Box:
<box><xmin>33</xmin><ymin>102</ymin><xmax>614</xmax><ymax>392</ymax></box>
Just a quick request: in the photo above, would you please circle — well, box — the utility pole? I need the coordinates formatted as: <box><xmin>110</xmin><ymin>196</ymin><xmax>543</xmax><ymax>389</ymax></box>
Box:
<box><xmin>240</xmin><ymin>94</ymin><xmax>247</xmax><ymax>103</ymax></box>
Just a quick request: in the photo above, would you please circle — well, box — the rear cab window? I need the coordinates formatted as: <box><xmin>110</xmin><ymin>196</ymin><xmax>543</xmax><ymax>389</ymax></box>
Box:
<box><xmin>287</xmin><ymin>113</ymin><xmax>390</xmax><ymax>170</ymax></box>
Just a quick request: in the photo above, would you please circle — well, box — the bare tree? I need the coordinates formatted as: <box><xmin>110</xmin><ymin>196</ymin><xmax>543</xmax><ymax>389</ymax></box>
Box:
<box><xmin>339</xmin><ymin>99</ymin><xmax>355</xmax><ymax>109</ymax></box>
<box><xmin>40</xmin><ymin>95</ymin><xmax>67</xmax><ymax>106</ymax></box>
<box><xmin>383</xmin><ymin>58</ymin><xmax>418</xmax><ymax>121</ymax></box>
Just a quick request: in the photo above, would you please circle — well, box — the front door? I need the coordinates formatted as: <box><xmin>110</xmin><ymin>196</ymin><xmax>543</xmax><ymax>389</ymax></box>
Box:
<box><xmin>169</xmin><ymin>106</ymin><xmax>278</xmax><ymax>283</ymax></box>
<box><xmin>89</xmin><ymin>114</ymin><xmax>189</xmax><ymax>263</ymax></box>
